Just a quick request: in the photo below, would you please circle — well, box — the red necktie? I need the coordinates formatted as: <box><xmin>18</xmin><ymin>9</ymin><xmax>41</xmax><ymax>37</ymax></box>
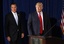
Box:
<box><xmin>38</xmin><ymin>13</ymin><xmax>43</xmax><ymax>34</ymax></box>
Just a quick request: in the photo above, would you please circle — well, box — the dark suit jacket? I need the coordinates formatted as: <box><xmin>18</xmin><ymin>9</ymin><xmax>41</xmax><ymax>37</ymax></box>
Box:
<box><xmin>5</xmin><ymin>12</ymin><xmax>24</xmax><ymax>42</ymax></box>
<box><xmin>27</xmin><ymin>12</ymin><xmax>51</xmax><ymax>37</ymax></box>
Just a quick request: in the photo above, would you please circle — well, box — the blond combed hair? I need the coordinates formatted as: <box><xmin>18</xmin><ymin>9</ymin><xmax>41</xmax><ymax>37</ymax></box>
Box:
<box><xmin>35</xmin><ymin>2</ymin><xmax>43</xmax><ymax>7</ymax></box>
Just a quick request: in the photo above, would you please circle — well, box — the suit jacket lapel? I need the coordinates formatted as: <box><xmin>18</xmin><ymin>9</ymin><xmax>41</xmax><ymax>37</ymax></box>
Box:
<box><xmin>11</xmin><ymin>12</ymin><xmax>18</xmax><ymax>26</ymax></box>
<box><xmin>35</xmin><ymin>12</ymin><xmax>40</xmax><ymax>22</ymax></box>
<box><xmin>35</xmin><ymin>12</ymin><xmax>40</xmax><ymax>34</ymax></box>
<box><xmin>43</xmin><ymin>12</ymin><xmax>45</xmax><ymax>25</ymax></box>
<box><xmin>17</xmin><ymin>13</ymin><xmax>20</xmax><ymax>25</ymax></box>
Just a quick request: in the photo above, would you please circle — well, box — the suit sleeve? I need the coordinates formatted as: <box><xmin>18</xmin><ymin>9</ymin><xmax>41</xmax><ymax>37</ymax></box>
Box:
<box><xmin>5</xmin><ymin>15</ymin><xmax>10</xmax><ymax>37</ymax></box>
<box><xmin>27</xmin><ymin>14</ymin><xmax>32</xmax><ymax>35</ymax></box>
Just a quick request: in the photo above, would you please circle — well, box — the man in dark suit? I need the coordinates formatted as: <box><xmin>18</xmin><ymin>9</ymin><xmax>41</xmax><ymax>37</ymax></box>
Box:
<box><xmin>27</xmin><ymin>2</ymin><xmax>51</xmax><ymax>37</ymax></box>
<box><xmin>5</xmin><ymin>3</ymin><xmax>24</xmax><ymax>44</ymax></box>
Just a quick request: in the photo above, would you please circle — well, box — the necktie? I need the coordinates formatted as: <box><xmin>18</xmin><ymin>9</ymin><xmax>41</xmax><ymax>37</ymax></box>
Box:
<box><xmin>38</xmin><ymin>13</ymin><xmax>43</xmax><ymax>34</ymax></box>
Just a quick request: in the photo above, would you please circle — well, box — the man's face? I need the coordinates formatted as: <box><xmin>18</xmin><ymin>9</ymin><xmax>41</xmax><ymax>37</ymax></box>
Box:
<box><xmin>11</xmin><ymin>4</ymin><xmax>17</xmax><ymax>12</ymax></box>
<box><xmin>35</xmin><ymin>4</ymin><xmax>43</xmax><ymax>12</ymax></box>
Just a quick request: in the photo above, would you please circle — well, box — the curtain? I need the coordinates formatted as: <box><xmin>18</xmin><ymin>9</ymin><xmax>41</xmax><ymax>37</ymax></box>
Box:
<box><xmin>3</xmin><ymin>0</ymin><xmax>62</xmax><ymax>44</ymax></box>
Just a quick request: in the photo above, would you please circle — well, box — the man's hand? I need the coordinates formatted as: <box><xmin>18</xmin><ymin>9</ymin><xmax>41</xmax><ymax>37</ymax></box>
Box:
<box><xmin>21</xmin><ymin>33</ymin><xmax>24</xmax><ymax>38</ymax></box>
<box><xmin>7</xmin><ymin>36</ymin><xmax>11</xmax><ymax>42</ymax></box>
<box><xmin>60</xmin><ymin>24</ymin><xmax>63</xmax><ymax>29</ymax></box>
<box><xmin>60</xmin><ymin>24</ymin><xmax>64</xmax><ymax>33</ymax></box>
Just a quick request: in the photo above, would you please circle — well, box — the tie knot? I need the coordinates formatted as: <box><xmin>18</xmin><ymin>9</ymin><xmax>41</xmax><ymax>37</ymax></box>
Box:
<box><xmin>38</xmin><ymin>12</ymin><xmax>41</xmax><ymax>17</ymax></box>
<box><xmin>39</xmin><ymin>12</ymin><xmax>41</xmax><ymax>14</ymax></box>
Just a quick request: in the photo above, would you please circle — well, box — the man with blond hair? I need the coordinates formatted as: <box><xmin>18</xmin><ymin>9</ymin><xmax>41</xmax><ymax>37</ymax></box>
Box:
<box><xmin>27</xmin><ymin>2</ymin><xmax>51</xmax><ymax>37</ymax></box>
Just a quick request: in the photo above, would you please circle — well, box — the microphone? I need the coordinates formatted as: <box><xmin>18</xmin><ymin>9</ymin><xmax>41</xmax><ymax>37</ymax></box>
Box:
<box><xmin>43</xmin><ymin>18</ymin><xmax>61</xmax><ymax>37</ymax></box>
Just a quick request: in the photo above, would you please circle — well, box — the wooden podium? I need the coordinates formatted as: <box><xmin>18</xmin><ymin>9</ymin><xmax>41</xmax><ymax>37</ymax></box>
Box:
<box><xmin>29</xmin><ymin>36</ymin><xmax>46</xmax><ymax>44</ymax></box>
<box><xmin>29</xmin><ymin>36</ymin><xmax>64</xmax><ymax>44</ymax></box>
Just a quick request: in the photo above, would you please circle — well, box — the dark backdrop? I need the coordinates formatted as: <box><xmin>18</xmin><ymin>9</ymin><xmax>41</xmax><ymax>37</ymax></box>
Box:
<box><xmin>3</xmin><ymin>0</ymin><xmax>62</xmax><ymax>44</ymax></box>
<box><xmin>3</xmin><ymin>0</ymin><xmax>62</xmax><ymax>20</ymax></box>
<box><xmin>0</xmin><ymin>0</ymin><xmax>5</xmax><ymax>44</ymax></box>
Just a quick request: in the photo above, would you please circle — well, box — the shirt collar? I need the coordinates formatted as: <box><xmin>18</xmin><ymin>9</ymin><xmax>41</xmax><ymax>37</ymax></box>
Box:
<box><xmin>11</xmin><ymin>11</ymin><xmax>17</xmax><ymax>14</ymax></box>
<box><xmin>37</xmin><ymin>11</ymin><xmax>43</xmax><ymax>15</ymax></box>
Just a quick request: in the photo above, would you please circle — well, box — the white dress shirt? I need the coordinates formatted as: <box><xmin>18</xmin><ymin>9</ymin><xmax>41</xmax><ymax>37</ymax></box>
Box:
<box><xmin>12</xmin><ymin>12</ymin><xmax>18</xmax><ymax>25</ymax></box>
<box><xmin>37</xmin><ymin>11</ymin><xmax>44</xmax><ymax>30</ymax></box>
